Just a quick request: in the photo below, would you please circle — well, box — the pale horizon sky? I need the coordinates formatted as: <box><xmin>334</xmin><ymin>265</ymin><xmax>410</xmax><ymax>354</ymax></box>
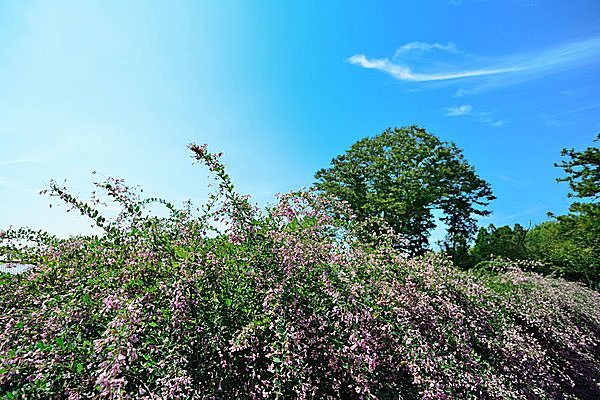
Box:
<box><xmin>1</xmin><ymin>1</ymin><xmax>599</xmax><ymax>247</ymax></box>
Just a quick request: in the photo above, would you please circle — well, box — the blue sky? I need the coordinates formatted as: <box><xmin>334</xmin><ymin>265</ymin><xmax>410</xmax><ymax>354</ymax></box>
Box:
<box><xmin>1</xmin><ymin>0</ymin><xmax>599</xmax><ymax>245</ymax></box>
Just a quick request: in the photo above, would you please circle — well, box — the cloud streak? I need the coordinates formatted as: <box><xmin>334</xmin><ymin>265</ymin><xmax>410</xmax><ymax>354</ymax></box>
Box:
<box><xmin>480</xmin><ymin>117</ymin><xmax>504</xmax><ymax>127</ymax></box>
<box><xmin>445</xmin><ymin>105</ymin><xmax>473</xmax><ymax>116</ymax></box>
<box><xmin>0</xmin><ymin>158</ymin><xmax>38</xmax><ymax>166</ymax></box>
<box><xmin>348</xmin><ymin>54</ymin><xmax>519</xmax><ymax>82</ymax></box>
<box><xmin>393</xmin><ymin>41</ymin><xmax>460</xmax><ymax>57</ymax></box>
<box><xmin>348</xmin><ymin>35</ymin><xmax>600</xmax><ymax>83</ymax></box>
<box><xmin>444</xmin><ymin>105</ymin><xmax>504</xmax><ymax>127</ymax></box>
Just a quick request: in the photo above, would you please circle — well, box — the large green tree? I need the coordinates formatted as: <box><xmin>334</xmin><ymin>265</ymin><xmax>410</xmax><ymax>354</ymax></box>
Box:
<box><xmin>314</xmin><ymin>126</ymin><xmax>495</xmax><ymax>256</ymax></box>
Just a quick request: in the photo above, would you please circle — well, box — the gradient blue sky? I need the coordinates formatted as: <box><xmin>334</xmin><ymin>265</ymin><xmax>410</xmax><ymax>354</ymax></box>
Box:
<box><xmin>1</xmin><ymin>0</ymin><xmax>599</xmax><ymax>244</ymax></box>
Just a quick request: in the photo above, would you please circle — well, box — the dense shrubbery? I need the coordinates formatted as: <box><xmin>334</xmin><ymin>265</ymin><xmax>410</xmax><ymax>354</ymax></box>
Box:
<box><xmin>1</xmin><ymin>145</ymin><xmax>599</xmax><ymax>399</ymax></box>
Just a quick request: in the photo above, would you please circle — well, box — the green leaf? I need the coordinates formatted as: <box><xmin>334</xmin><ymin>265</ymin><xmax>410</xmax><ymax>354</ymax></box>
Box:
<box><xmin>36</xmin><ymin>341</ymin><xmax>49</xmax><ymax>352</ymax></box>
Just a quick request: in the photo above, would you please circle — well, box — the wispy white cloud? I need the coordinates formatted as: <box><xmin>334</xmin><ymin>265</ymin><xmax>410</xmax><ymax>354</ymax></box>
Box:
<box><xmin>538</xmin><ymin>102</ymin><xmax>600</xmax><ymax>127</ymax></box>
<box><xmin>445</xmin><ymin>105</ymin><xmax>473</xmax><ymax>116</ymax></box>
<box><xmin>0</xmin><ymin>158</ymin><xmax>39</xmax><ymax>166</ymax></box>
<box><xmin>393</xmin><ymin>41</ymin><xmax>459</xmax><ymax>58</ymax></box>
<box><xmin>562</xmin><ymin>102</ymin><xmax>600</xmax><ymax>114</ymax></box>
<box><xmin>348</xmin><ymin>35</ymin><xmax>600</xmax><ymax>84</ymax></box>
<box><xmin>444</xmin><ymin>105</ymin><xmax>504</xmax><ymax>127</ymax></box>
<box><xmin>481</xmin><ymin>117</ymin><xmax>505</xmax><ymax>127</ymax></box>
<box><xmin>347</xmin><ymin>54</ymin><xmax>519</xmax><ymax>82</ymax></box>
<box><xmin>455</xmin><ymin>88</ymin><xmax>477</xmax><ymax>97</ymax></box>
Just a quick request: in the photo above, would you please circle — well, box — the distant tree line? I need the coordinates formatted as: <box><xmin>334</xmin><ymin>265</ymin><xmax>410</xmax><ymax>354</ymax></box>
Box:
<box><xmin>316</xmin><ymin>128</ymin><xmax>599</xmax><ymax>289</ymax></box>
<box><xmin>468</xmin><ymin>134</ymin><xmax>598</xmax><ymax>288</ymax></box>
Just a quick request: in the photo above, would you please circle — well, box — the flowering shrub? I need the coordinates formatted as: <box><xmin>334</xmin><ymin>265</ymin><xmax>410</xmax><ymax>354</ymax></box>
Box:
<box><xmin>1</xmin><ymin>145</ymin><xmax>599</xmax><ymax>399</ymax></box>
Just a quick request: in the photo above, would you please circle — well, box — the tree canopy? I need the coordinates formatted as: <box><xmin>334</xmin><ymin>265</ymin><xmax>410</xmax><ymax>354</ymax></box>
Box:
<box><xmin>314</xmin><ymin>126</ymin><xmax>495</xmax><ymax>255</ymax></box>
<box><xmin>470</xmin><ymin>223</ymin><xmax>529</xmax><ymax>266</ymax></box>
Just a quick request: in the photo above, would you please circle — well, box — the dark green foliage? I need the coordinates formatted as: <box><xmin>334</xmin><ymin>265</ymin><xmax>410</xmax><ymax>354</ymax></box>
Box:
<box><xmin>469</xmin><ymin>224</ymin><xmax>529</xmax><ymax>267</ymax></box>
<box><xmin>526</xmin><ymin>218</ymin><xmax>599</xmax><ymax>289</ymax></box>
<box><xmin>314</xmin><ymin>126</ymin><xmax>495</xmax><ymax>256</ymax></box>
<box><xmin>465</xmin><ymin>135</ymin><xmax>599</xmax><ymax>289</ymax></box>
<box><xmin>544</xmin><ymin>134</ymin><xmax>600</xmax><ymax>288</ymax></box>
<box><xmin>467</xmin><ymin>218</ymin><xmax>598</xmax><ymax>288</ymax></box>
<box><xmin>555</xmin><ymin>133</ymin><xmax>600</xmax><ymax>214</ymax></box>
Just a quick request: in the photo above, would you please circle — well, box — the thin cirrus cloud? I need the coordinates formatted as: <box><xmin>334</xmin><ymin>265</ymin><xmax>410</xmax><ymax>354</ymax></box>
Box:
<box><xmin>481</xmin><ymin>118</ymin><xmax>504</xmax><ymax>127</ymax></box>
<box><xmin>393</xmin><ymin>41</ymin><xmax>460</xmax><ymax>57</ymax></box>
<box><xmin>0</xmin><ymin>158</ymin><xmax>39</xmax><ymax>166</ymax></box>
<box><xmin>347</xmin><ymin>54</ymin><xmax>519</xmax><ymax>82</ymax></box>
<box><xmin>445</xmin><ymin>105</ymin><xmax>473</xmax><ymax>116</ymax></box>
<box><xmin>348</xmin><ymin>35</ymin><xmax>600</xmax><ymax>84</ymax></box>
<box><xmin>445</xmin><ymin>105</ymin><xmax>504</xmax><ymax>127</ymax></box>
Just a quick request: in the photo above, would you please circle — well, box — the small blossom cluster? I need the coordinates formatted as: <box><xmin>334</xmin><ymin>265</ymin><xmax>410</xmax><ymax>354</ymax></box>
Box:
<box><xmin>0</xmin><ymin>145</ymin><xmax>599</xmax><ymax>399</ymax></box>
